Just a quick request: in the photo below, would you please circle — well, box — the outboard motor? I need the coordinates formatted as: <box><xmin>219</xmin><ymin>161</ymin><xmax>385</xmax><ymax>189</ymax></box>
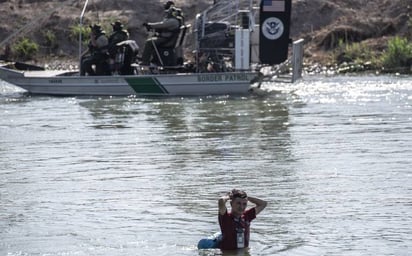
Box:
<box><xmin>115</xmin><ymin>40</ymin><xmax>139</xmax><ymax>75</ymax></box>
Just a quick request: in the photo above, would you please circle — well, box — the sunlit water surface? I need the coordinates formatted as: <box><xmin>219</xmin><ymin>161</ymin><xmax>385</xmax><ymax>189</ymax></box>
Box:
<box><xmin>1</xmin><ymin>75</ymin><xmax>411</xmax><ymax>256</ymax></box>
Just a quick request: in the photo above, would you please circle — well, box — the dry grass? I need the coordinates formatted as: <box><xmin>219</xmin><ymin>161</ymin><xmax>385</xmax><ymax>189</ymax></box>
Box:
<box><xmin>0</xmin><ymin>0</ymin><xmax>410</xmax><ymax>67</ymax></box>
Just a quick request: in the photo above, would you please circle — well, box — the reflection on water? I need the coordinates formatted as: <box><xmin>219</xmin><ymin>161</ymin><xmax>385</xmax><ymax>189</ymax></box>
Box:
<box><xmin>198</xmin><ymin>248</ymin><xmax>251</xmax><ymax>256</ymax></box>
<box><xmin>1</xmin><ymin>76</ymin><xmax>412</xmax><ymax>256</ymax></box>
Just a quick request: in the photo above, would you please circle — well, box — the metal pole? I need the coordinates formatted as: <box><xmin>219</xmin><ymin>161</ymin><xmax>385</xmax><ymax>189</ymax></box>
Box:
<box><xmin>79</xmin><ymin>0</ymin><xmax>89</xmax><ymax>75</ymax></box>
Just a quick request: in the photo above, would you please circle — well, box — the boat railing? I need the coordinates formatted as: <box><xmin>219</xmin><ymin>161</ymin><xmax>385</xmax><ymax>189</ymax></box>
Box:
<box><xmin>194</xmin><ymin>1</ymin><xmax>259</xmax><ymax>71</ymax></box>
<box><xmin>258</xmin><ymin>39</ymin><xmax>305</xmax><ymax>84</ymax></box>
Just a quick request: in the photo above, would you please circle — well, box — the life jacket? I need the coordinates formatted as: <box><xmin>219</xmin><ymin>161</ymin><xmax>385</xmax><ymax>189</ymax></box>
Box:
<box><xmin>172</xmin><ymin>7</ymin><xmax>185</xmax><ymax>25</ymax></box>
<box><xmin>108</xmin><ymin>30</ymin><xmax>129</xmax><ymax>55</ymax></box>
<box><xmin>155</xmin><ymin>18</ymin><xmax>180</xmax><ymax>39</ymax></box>
<box><xmin>91</xmin><ymin>32</ymin><xmax>109</xmax><ymax>56</ymax></box>
<box><xmin>109</xmin><ymin>30</ymin><xmax>129</xmax><ymax>45</ymax></box>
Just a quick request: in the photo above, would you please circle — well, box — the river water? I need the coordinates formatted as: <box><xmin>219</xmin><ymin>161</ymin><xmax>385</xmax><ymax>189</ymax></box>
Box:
<box><xmin>1</xmin><ymin>75</ymin><xmax>411</xmax><ymax>256</ymax></box>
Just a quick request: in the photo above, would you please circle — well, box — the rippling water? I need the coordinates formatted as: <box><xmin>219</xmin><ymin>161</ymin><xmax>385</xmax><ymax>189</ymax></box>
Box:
<box><xmin>1</xmin><ymin>75</ymin><xmax>411</xmax><ymax>256</ymax></box>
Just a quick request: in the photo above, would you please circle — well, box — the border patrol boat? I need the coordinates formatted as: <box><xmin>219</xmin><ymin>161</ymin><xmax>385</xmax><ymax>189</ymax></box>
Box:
<box><xmin>0</xmin><ymin>0</ymin><xmax>303</xmax><ymax>96</ymax></box>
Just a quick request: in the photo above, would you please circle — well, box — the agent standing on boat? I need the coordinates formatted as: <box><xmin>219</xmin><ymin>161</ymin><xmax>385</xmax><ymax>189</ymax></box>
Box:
<box><xmin>218</xmin><ymin>189</ymin><xmax>267</xmax><ymax>250</ymax></box>
<box><xmin>80</xmin><ymin>24</ymin><xmax>109</xmax><ymax>76</ymax></box>
<box><xmin>140</xmin><ymin>1</ymin><xmax>183</xmax><ymax>65</ymax></box>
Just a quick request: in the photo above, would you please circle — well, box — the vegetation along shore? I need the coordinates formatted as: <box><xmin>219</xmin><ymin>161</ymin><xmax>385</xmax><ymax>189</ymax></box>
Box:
<box><xmin>0</xmin><ymin>0</ymin><xmax>411</xmax><ymax>74</ymax></box>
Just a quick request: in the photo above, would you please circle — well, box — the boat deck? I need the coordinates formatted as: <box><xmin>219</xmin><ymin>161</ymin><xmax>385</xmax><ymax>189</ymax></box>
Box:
<box><xmin>24</xmin><ymin>70</ymin><xmax>75</xmax><ymax>77</ymax></box>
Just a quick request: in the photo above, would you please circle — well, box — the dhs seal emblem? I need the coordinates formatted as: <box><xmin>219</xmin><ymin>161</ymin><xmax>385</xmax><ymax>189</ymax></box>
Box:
<box><xmin>262</xmin><ymin>17</ymin><xmax>284</xmax><ymax>40</ymax></box>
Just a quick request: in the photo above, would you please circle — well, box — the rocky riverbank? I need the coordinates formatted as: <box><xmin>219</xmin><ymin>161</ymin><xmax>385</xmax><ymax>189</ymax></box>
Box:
<box><xmin>1</xmin><ymin>0</ymin><xmax>411</xmax><ymax>73</ymax></box>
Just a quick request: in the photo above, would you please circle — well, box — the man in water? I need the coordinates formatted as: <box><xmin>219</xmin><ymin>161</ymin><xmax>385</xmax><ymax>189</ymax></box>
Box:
<box><xmin>218</xmin><ymin>189</ymin><xmax>267</xmax><ymax>250</ymax></box>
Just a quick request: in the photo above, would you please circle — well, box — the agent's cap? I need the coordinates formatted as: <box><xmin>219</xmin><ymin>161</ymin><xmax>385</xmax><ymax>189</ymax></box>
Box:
<box><xmin>164</xmin><ymin>1</ymin><xmax>175</xmax><ymax>10</ymax></box>
<box><xmin>90</xmin><ymin>24</ymin><xmax>103</xmax><ymax>33</ymax></box>
<box><xmin>111</xmin><ymin>20</ymin><xmax>123</xmax><ymax>30</ymax></box>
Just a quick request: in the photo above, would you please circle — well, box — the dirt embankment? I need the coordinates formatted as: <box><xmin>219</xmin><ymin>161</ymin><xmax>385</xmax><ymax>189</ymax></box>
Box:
<box><xmin>0</xmin><ymin>0</ymin><xmax>410</xmax><ymax>66</ymax></box>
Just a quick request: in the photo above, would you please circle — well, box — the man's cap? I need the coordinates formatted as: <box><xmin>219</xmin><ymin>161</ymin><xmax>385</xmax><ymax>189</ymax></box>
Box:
<box><xmin>90</xmin><ymin>24</ymin><xmax>103</xmax><ymax>32</ymax></box>
<box><xmin>164</xmin><ymin>1</ymin><xmax>175</xmax><ymax>10</ymax></box>
<box><xmin>111</xmin><ymin>20</ymin><xmax>124</xmax><ymax>29</ymax></box>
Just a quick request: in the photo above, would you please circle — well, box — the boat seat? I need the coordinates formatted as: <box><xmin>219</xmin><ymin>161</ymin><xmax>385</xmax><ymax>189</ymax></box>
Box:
<box><xmin>153</xmin><ymin>24</ymin><xmax>190</xmax><ymax>66</ymax></box>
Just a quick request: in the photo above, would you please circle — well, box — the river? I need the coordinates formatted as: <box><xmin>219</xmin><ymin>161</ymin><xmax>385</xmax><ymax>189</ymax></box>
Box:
<box><xmin>1</xmin><ymin>75</ymin><xmax>411</xmax><ymax>256</ymax></box>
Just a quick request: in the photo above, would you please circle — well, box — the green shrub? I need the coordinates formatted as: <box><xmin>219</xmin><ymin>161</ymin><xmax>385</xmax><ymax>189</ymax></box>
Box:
<box><xmin>381</xmin><ymin>37</ymin><xmax>412</xmax><ymax>70</ymax></box>
<box><xmin>340</xmin><ymin>42</ymin><xmax>373</xmax><ymax>63</ymax></box>
<box><xmin>43</xmin><ymin>30</ymin><xmax>56</xmax><ymax>46</ymax></box>
<box><xmin>69</xmin><ymin>24</ymin><xmax>91</xmax><ymax>42</ymax></box>
<box><xmin>12</xmin><ymin>38</ymin><xmax>39</xmax><ymax>60</ymax></box>
<box><xmin>43</xmin><ymin>30</ymin><xmax>58</xmax><ymax>53</ymax></box>
<box><xmin>335</xmin><ymin>40</ymin><xmax>380</xmax><ymax>70</ymax></box>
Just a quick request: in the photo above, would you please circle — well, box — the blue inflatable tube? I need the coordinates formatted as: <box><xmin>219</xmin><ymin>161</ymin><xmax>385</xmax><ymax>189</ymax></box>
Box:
<box><xmin>197</xmin><ymin>232</ymin><xmax>222</xmax><ymax>249</ymax></box>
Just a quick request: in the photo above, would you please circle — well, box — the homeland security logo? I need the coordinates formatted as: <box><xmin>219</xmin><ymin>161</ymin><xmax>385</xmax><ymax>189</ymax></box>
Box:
<box><xmin>262</xmin><ymin>17</ymin><xmax>284</xmax><ymax>40</ymax></box>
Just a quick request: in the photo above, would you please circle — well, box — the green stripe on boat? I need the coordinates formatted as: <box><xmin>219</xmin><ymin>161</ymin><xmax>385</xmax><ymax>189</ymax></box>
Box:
<box><xmin>125</xmin><ymin>77</ymin><xmax>169</xmax><ymax>94</ymax></box>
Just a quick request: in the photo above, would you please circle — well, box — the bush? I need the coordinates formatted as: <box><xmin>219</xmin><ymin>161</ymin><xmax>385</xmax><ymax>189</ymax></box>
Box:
<box><xmin>334</xmin><ymin>40</ymin><xmax>381</xmax><ymax>72</ymax></box>
<box><xmin>69</xmin><ymin>24</ymin><xmax>91</xmax><ymax>43</ymax></box>
<box><xmin>12</xmin><ymin>38</ymin><xmax>39</xmax><ymax>60</ymax></box>
<box><xmin>381</xmin><ymin>37</ymin><xmax>412</xmax><ymax>70</ymax></box>
<box><xmin>335</xmin><ymin>37</ymin><xmax>412</xmax><ymax>73</ymax></box>
<box><xmin>336</xmin><ymin>40</ymin><xmax>374</xmax><ymax>64</ymax></box>
<box><xmin>43</xmin><ymin>30</ymin><xmax>58</xmax><ymax>53</ymax></box>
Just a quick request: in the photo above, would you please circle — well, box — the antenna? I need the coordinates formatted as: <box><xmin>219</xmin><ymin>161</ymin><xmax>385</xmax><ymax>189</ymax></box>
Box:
<box><xmin>79</xmin><ymin>0</ymin><xmax>89</xmax><ymax>75</ymax></box>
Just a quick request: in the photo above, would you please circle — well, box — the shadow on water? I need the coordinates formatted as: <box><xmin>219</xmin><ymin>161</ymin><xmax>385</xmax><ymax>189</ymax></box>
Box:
<box><xmin>78</xmin><ymin>97</ymin><xmax>145</xmax><ymax>129</ymax></box>
<box><xmin>151</xmin><ymin>94</ymin><xmax>293</xmax><ymax>160</ymax></box>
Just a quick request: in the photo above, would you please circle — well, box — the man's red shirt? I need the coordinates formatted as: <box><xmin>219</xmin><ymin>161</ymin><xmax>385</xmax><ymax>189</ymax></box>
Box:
<box><xmin>218</xmin><ymin>207</ymin><xmax>256</xmax><ymax>250</ymax></box>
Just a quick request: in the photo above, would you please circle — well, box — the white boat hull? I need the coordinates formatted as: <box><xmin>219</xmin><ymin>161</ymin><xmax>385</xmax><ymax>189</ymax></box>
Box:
<box><xmin>0</xmin><ymin>66</ymin><xmax>257</xmax><ymax>96</ymax></box>
<box><xmin>0</xmin><ymin>0</ymin><xmax>305</xmax><ymax>96</ymax></box>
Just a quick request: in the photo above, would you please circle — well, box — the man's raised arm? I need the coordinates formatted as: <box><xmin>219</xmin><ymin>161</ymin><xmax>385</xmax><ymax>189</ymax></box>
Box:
<box><xmin>248</xmin><ymin>196</ymin><xmax>267</xmax><ymax>215</ymax></box>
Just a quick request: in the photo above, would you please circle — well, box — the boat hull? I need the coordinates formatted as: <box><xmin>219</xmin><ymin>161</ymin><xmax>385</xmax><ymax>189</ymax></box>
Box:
<box><xmin>0</xmin><ymin>66</ymin><xmax>256</xmax><ymax>96</ymax></box>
